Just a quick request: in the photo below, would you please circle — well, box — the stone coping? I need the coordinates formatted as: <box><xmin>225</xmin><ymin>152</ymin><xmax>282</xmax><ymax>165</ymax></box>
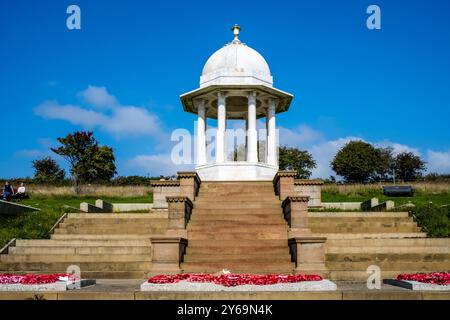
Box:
<box><xmin>282</xmin><ymin>196</ymin><xmax>310</xmax><ymax>208</ymax></box>
<box><xmin>140</xmin><ymin>280</ymin><xmax>337</xmax><ymax>292</ymax></box>
<box><xmin>294</xmin><ymin>179</ymin><xmax>324</xmax><ymax>186</ymax></box>
<box><xmin>150</xmin><ymin>180</ymin><xmax>181</xmax><ymax>187</ymax></box>
<box><xmin>177</xmin><ymin>171</ymin><xmax>201</xmax><ymax>184</ymax></box>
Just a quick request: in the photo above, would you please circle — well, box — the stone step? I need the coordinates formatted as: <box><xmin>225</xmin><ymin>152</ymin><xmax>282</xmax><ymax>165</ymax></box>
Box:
<box><xmin>193</xmin><ymin>203</ymin><xmax>281</xmax><ymax>209</ymax></box>
<box><xmin>313</xmin><ymin>233</ymin><xmax>427</xmax><ymax>239</ymax></box>
<box><xmin>192</xmin><ymin>208</ymin><xmax>283</xmax><ymax>215</ymax></box>
<box><xmin>326</xmin><ymin>253</ymin><xmax>450</xmax><ymax>262</ymax></box>
<box><xmin>188</xmin><ymin>231</ymin><xmax>287</xmax><ymax>240</ymax></box>
<box><xmin>326</xmin><ymin>261</ymin><xmax>450</xmax><ymax>270</ymax></box>
<box><xmin>0</xmin><ymin>270</ymin><xmax>149</xmax><ymax>279</ymax></box>
<box><xmin>309</xmin><ymin>217</ymin><xmax>413</xmax><ymax>223</ymax></box>
<box><xmin>187</xmin><ymin>220</ymin><xmax>287</xmax><ymax>227</ymax></box>
<box><xmin>187</xmin><ymin>225</ymin><xmax>287</xmax><ymax>232</ymax></box>
<box><xmin>1</xmin><ymin>254</ymin><xmax>152</xmax><ymax>263</ymax></box>
<box><xmin>309</xmin><ymin>212</ymin><xmax>410</xmax><ymax>218</ymax></box>
<box><xmin>181</xmin><ymin>262</ymin><xmax>294</xmax><ymax>274</ymax></box>
<box><xmin>310</xmin><ymin>226</ymin><xmax>421</xmax><ymax>233</ymax></box>
<box><xmin>9</xmin><ymin>246</ymin><xmax>151</xmax><ymax>255</ymax></box>
<box><xmin>326</xmin><ymin>238</ymin><xmax>450</xmax><ymax>247</ymax></box>
<box><xmin>51</xmin><ymin>234</ymin><xmax>151</xmax><ymax>240</ymax></box>
<box><xmin>61</xmin><ymin>219</ymin><xmax>168</xmax><ymax>226</ymax></box>
<box><xmin>66</xmin><ymin>213</ymin><xmax>166</xmax><ymax>219</ymax></box>
<box><xmin>327</xmin><ymin>246</ymin><xmax>450</xmax><ymax>254</ymax></box>
<box><xmin>185</xmin><ymin>245</ymin><xmax>289</xmax><ymax>255</ymax></box>
<box><xmin>189</xmin><ymin>214</ymin><xmax>285</xmax><ymax>222</ymax></box>
<box><xmin>15</xmin><ymin>239</ymin><xmax>151</xmax><ymax>247</ymax></box>
<box><xmin>0</xmin><ymin>261</ymin><xmax>151</xmax><ymax>271</ymax></box>
<box><xmin>195</xmin><ymin>195</ymin><xmax>279</xmax><ymax>200</ymax></box>
<box><xmin>183</xmin><ymin>253</ymin><xmax>292</xmax><ymax>263</ymax></box>
<box><xmin>328</xmin><ymin>270</ymin><xmax>444</xmax><ymax>282</ymax></box>
<box><xmin>54</xmin><ymin>227</ymin><xmax>166</xmax><ymax>235</ymax></box>
<box><xmin>187</xmin><ymin>239</ymin><xmax>288</xmax><ymax>247</ymax></box>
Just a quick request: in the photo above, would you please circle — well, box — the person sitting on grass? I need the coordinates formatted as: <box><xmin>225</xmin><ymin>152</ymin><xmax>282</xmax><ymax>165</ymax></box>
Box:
<box><xmin>15</xmin><ymin>182</ymin><xmax>28</xmax><ymax>200</ymax></box>
<box><xmin>2</xmin><ymin>181</ymin><xmax>15</xmax><ymax>201</ymax></box>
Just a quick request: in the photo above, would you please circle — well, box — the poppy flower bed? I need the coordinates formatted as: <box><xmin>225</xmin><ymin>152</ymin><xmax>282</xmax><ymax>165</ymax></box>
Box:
<box><xmin>396</xmin><ymin>272</ymin><xmax>450</xmax><ymax>285</ymax></box>
<box><xmin>148</xmin><ymin>273</ymin><xmax>323</xmax><ymax>287</ymax></box>
<box><xmin>0</xmin><ymin>273</ymin><xmax>77</xmax><ymax>285</ymax></box>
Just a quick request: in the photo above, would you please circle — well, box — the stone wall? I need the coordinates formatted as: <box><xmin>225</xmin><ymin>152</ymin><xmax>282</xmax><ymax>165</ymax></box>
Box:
<box><xmin>151</xmin><ymin>181</ymin><xmax>181</xmax><ymax>210</ymax></box>
<box><xmin>294</xmin><ymin>180</ymin><xmax>323</xmax><ymax>207</ymax></box>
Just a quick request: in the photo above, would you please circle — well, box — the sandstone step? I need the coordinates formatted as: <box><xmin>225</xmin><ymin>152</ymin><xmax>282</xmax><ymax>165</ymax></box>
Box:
<box><xmin>187</xmin><ymin>239</ymin><xmax>288</xmax><ymax>247</ymax></box>
<box><xmin>311</xmin><ymin>226</ymin><xmax>421</xmax><ymax>233</ymax></box>
<box><xmin>51</xmin><ymin>234</ymin><xmax>151</xmax><ymax>240</ymax></box>
<box><xmin>185</xmin><ymin>245</ymin><xmax>289</xmax><ymax>255</ymax></box>
<box><xmin>54</xmin><ymin>228</ymin><xmax>166</xmax><ymax>235</ymax></box>
<box><xmin>192</xmin><ymin>209</ymin><xmax>283</xmax><ymax>215</ymax></box>
<box><xmin>66</xmin><ymin>213</ymin><xmax>166</xmax><ymax>219</ymax></box>
<box><xmin>313</xmin><ymin>233</ymin><xmax>427</xmax><ymax>239</ymax></box>
<box><xmin>9</xmin><ymin>246</ymin><xmax>151</xmax><ymax>255</ymax></box>
<box><xmin>1</xmin><ymin>254</ymin><xmax>152</xmax><ymax>263</ymax></box>
<box><xmin>326</xmin><ymin>238</ymin><xmax>450</xmax><ymax>247</ymax></box>
<box><xmin>187</xmin><ymin>220</ymin><xmax>287</xmax><ymax>227</ymax></box>
<box><xmin>309</xmin><ymin>217</ymin><xmax>413</xmax><ymax>223</ymax></box>
<box><xmin>188</xmin><ymin>231</ymin><xmax>287</xmax><ymax>240</ymax></box>
<box><xmin>189</xmin><ymin>215</ymin><xmax>285</xmax><ymax>222</ymax></box>
<box><xmin>183</xmin><ymin>254</ymin><xmax>291</xmax><ymax>263</ymax></box>
<box><xmin>193</xmin><ymin>203</ymin><xmax>281</xmax><ymax>209</ymax></box>
<box><xmin>328</xmin><ymin>270</ymin><xmax>446</xmax><ymax>282</ymax></box>
<box><xmin>0</xmin><ymin>270</ymin><xmax>149</xmax><ymax>279</ymax></box>
<box><xmin>309</xmin><ymin>212</ymin><xmax>410</xmax><ymax>218</ymax></box>
<box><xmin>0</xmin><ymin>261</ymin><xmax>151</xmax><ymax>271</ymax></box>
<box><xmin>61</xmin><ymin>219</ymin><xmax>168</xmax><ymax>226</ymax></box>
<box><xmin>15</xmin><ymin>239</ymin><xmax>151</xmax><ymax>247</ymax></box>
<box><xmin>327</xmin><ymin>252</ymin><xmax>450</xmax><ymax>262</ymax></box>
<box><xmin>187</xmin><ymin>225</ymin><xmax>287</xmax><ymax>232</ymax></box>
<box><xmin>182</xmin><ymin>262</ymin><xmax>294</xmax><ymax>274</ymax></box>
<box><xmin>326</xmin><ymin>261</ymin><xmax>450</xmax><ymax>270</ymax></box>
<box><xmin>309</xmin><ymin>221</ymin><xmax>417</xmax><ymax>228</ymax></box>
<box><xmin>326</xmin><ymin>246</ymin><xmax>450</xmax><ymax>254</ymax></box>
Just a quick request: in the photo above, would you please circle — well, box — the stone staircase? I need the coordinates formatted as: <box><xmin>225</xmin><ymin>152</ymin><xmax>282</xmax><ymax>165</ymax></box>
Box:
<box><xmin>182</xmin><ymin>181</ymin><xmax>294</xmax><ymax>274</ymax></box>
<box><xmin>308</xmin><ymin>212</ymin><xmax>450</xmax><ymax>281</ymax></box>
<box><xmin>0</xmin><ymin>213</ymin><xmax>168</xmax><ymax>279</ymax></box>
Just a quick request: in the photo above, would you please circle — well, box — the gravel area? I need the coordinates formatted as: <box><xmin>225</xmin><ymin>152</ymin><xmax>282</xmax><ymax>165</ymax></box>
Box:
<box><xmin>141</xmin><ymin>280</ymin><xmax>337</xmax><ymax>292</ymax></box>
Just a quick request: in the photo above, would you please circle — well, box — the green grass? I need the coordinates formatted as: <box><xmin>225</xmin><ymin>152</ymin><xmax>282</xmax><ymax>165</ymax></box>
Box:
<box><xmin>0</xmin><ymin>194</ymin><xmax>153</xmax><ymax>248</ymax></box>
<box><xmin>322</xmin><ymin>190</ymin><xmax>450</xmax><ymax>207</ymax></box>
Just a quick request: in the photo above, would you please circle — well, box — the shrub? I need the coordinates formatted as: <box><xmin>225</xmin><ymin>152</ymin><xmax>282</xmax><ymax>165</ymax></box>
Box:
<box><xmin>410</xmin><ymin>204</ymin><xmax>450</xmax><ymax>237</ymax></box>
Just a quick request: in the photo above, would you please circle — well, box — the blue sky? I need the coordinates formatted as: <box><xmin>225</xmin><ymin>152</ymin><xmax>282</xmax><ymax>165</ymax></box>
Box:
<box><xmin>1</xmin><ymin>0</ymin><xmax>449</xmax><ymax>178</ymax></box>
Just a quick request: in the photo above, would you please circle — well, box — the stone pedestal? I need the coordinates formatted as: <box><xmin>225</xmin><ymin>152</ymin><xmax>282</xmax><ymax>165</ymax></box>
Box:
<box><xmin>166</xmin><ymin>196</ymin><xmax>193</xmax><ymax>238</ymax></box>
<box><xmin>177</xmin><ymin>172</ymin><xmax>201</xmax><ymax>202</ymax></box>
<box><xmin>149</xmin><ymin>237</ymin><xmax>188</xmax><ymax>275</ymax></box>
<box><xmin>282</xmin><ymin>196</ymin><xmax>310</xmax><ymax>234</ymax></box>
<box><xmin>273</xmin><ymin>171</ymin><xmax>297</xmax><ymax>200</ymax></box>
<box><xmin>288</xmin><ymin>237</ymin><xmax>328</xmax><ymax>277</ymax></box>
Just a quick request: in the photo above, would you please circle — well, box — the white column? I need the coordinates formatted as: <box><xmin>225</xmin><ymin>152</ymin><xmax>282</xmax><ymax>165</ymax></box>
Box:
<box><xmin>196</xmin><ymin>99</ymin><xmax>206</xmax><ymax>166</ymax></box>
<box><xmin>267</xmin><ymin>98</ymin><xmax>277</xmax><ymax>166</ymax></box>
<box><xmin>216</xmin><ymin>92</ymin><xmax>226</xmax><ymax>163</ymax></box>
<box><xmin>247</xmin><ymin>91</ymin><xmax>258</xmax><ymax>163</ymax></box>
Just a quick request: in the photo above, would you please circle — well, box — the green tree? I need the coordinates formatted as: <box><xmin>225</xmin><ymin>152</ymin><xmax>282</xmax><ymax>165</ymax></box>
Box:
<box><xmin>394</xmin><ymin>152</ymin><xmax>426</xmax><ymax>182</ymax></box>
<box><xmin>377</xmin><ymin>146</ymin><xmax>395</xmax><ymax>181</ymax></box>
<box><xmin>51</xmin><ymin>131</ymin><xmax>117</xmax><ymax>192</ymax></box>
<box><xmin>331</xmin><ymin>140</ymin><xmax>382</xmax><ymax>183</ymax></box>
<box><xmin>32</xmin><ymin>157</ymin><xmax>65</xmax><ymax>183</ymax></box>
<box><xmin>278</xmin><ymin>146</ymin><xmax>316</xmax><ymax>179</ymax></box>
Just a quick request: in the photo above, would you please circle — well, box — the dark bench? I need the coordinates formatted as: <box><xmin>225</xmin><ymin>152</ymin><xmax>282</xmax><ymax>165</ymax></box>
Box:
<box><xmin>383</xmin><ymin>186</ymin><xmax>414</xmax><ymax>197</ymax></box>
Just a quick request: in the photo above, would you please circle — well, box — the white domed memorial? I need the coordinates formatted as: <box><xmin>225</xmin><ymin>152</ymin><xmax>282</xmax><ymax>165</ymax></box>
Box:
<box><xmin>180</xmin><ymin>25</ymin><xmax>293</xmax><ymax>180</ymax></box>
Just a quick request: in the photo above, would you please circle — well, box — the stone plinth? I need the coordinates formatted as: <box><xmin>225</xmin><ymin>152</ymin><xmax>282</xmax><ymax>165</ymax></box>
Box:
<box><xmin>166</xmin><ymin>196</ymin><xmax>193</xmax><ymax>238</ymax></box>
<box><xmin>149</xmin><ymin>237</ymin><xmax>188</xmax><ymax>275</ymax></box>
<box><xmin>282</xmin><ymin>196</ymin><xmax>310</xmax><ymax>233</ymax></box>
<box><xmin>289</xmin><ymin>237</ymin><xmax>328</xmax><ymax>277</ymax></box>
<box><xmin>196</xmin><ymin>162</ymin><xmax>278</xmax><ymax>181</ymax></box>
<box><xmin>177</xmin><ymin>171</ymin><xmax>201</xmax><ymax>201</ymax></box>
<box><xmin>273</xmin><ymin>171</ymin><xmax>297</xmax><ymax>200</ymax></box>
<box><xmin>151</xmin><ymin>180</ymin><xmax>180</xmax><ymax>210</ymax></box>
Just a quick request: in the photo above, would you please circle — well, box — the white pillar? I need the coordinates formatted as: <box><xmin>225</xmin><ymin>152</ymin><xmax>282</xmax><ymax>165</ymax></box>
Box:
<box><xmin>196</xmin><ymin>99</ymin><xmax>206</xmax><ymax>166</ymax></box>
<box><xmin>247</xmin><ymin>91</ymin><xmax>258</xmax><ymax>163</ymax></box>
<box><xmin>267</xmin><ymin>98</ymin><xmax>277</xmax><ymax>166</ymax></box>
<box><xmin>216</xmin><ymin>92</ymin><xmax>226</xmax><ymax>163</ymax></box>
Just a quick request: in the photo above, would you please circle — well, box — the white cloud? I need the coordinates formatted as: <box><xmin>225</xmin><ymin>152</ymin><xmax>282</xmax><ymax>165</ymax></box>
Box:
<box><xmin>426</xmin><ymin>150</ymin><xmax>450</xmax><ymax>174</ymax></box>
<box><xmin>127</xmin><ymin>153</ymin><xmax>194</xmax><ymax>176</ymax></box>
<box><xmin>14</xmin><ymin>149</ymin><xmax>49</xmax><ymax>159</ymax></box>
<box><xmin>78</xmin><ymin>85</ymin><xmax>118</xmax><ymax>109</ymax></box>
<box><xmin>376</xmin><ymin>140</ymin><xmax>421</xmax><ymax>156</ymax></box>
<box><xmin>34</xmin><ymin>86</ymin><xmax>163</xmax><ymax>137</ymax></box>
<box><xmin>279</xmin><ymin>125</ymin><xmax>324</xmax><ymax>147</ymax></box>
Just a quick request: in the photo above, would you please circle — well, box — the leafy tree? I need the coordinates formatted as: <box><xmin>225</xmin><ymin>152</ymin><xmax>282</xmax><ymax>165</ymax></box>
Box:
<box><xmin>394</xmin><ymin>152</ymin><xmax>426</xmax><ymax>182</ymax></box>
<box><xmin>51</xmin><ymin>131</ymin><xmax>117</xmax><ymax>192</ymax></box>
<box><xmin>32</xmin><ymin>157</ymin><xmax>65</xmax><ymax>183</ymax></box>
<box><xmin>278</xmin><ymin>146</ymin><xmax>316</xmax><ymax>179</ymax></box>
<box><xmin>377</xmin><ymin>146</ymin><xmax>395</xmax><ymax>181</ymax></box>
<box><xmin>331</xmin><ymin>140</ymin><xmax>382</xmax><ymax>183</ymax></box>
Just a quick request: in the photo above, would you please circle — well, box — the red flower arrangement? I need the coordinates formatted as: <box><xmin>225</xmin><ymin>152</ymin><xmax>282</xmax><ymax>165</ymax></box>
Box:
<box><xmin>0</xmin><ymin>273</ymin><xmax>78</xmax><ymax>285</ymax></box>
<box><xmin>396</xmin><ymin>272</ymin><xmax>450</xmax><ymax>285</ymax></box>
<box><xmin>148</xmin><ymin>274</ymin><xmax>322</xmax><ymax>287</ymax></box>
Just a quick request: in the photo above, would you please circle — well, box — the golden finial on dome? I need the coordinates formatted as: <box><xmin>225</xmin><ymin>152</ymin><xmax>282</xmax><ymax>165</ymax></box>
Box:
<box><xmin>231</xmin><ymin>24</ymin><xmax>241</xmax><ymax>43</ymax></box>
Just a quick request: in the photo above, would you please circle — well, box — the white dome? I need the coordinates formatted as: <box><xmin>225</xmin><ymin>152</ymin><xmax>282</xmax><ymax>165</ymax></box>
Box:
<box><xmin>202</xmin><ymin>42</ymin><xmax>271</xmax><ymax>78</ymax></box>
<box><xmin>199</xmin><ymin>28</ymin><xmax>273</xmax><ymax>87</ymax></box>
